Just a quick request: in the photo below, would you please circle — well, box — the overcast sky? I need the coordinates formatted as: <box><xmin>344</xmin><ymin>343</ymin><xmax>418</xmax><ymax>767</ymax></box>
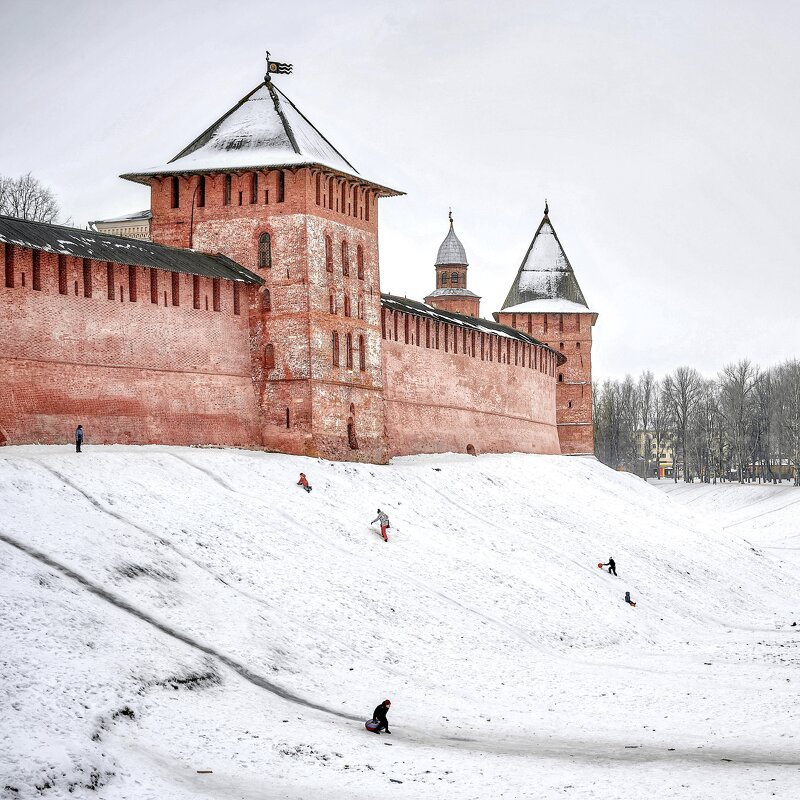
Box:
<box><xmin>2</xmin><ymin>0</ymin><xmax>798</xmax><ymax>381</ymax></box>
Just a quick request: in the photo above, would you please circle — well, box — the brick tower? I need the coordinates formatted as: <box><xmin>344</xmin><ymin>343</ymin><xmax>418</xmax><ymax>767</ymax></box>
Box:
<box><xmin>424</xmin><ymin>212</ymin><xmax>480</xmax><ymax>317</ymax></box>
<box><xmin>121</xmin><ymin>70</ymin><xmax>402</xmax><ymax>461</ymax></box>
<box><xmin>495</xmin><ymin>204</ymin><xmax>597</xmax><ymax>455</ymax></box>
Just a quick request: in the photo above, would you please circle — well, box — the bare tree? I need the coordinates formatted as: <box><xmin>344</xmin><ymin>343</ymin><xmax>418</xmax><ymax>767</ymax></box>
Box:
<box><xmin>662</xmin><ymin>366</ymin><xmax>702</xmax><ymax>481</ymax></box>
<box><xmin>775</xmin><ymin>360</ymin><xmax>800</xmax><ymax>485</ymax></box>
<box><xmin>0</xmin><ymin>172</ymin><xmax>61</xmax><ymax>223</ymax></box>
<box><xmin>718</xmin><ymin>360</ymin><xmax>761</xmax><ymax>483</ymax></box>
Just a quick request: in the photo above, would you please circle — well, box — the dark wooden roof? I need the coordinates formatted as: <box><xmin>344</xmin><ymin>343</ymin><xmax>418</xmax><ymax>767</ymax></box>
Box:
<box><xmin>0</xmin><ymin>215</ymin><xmax>262</xmax><ymax>284</ymax></box>
<box><xmin>381</xmin><ymin>293</ymin><xmax>566</xmax><ymax>365</ymax></box>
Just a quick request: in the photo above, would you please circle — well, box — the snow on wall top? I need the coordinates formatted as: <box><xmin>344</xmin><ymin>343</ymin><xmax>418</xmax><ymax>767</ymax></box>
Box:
<box><xmin>435</xmin><ymin>219</ymin><xmax>468</xmax><ymax>266</ymax></box>
<box><xmin>502</xmin><ymin>298</ymin><xmax>594</xmax><ymax>315</ymax></box>
<box><xmin>501</xmin><ymin>215</ymin><xmax>592</xmax><ymax>312</ymax></box>
<box><xmin>121</xmin><ymin>82</ymin><xmax>402</xmax><ymax>195</ymax></box>
<box><xmin>425</xmin><ymin>288</ymin><xmax>480</xmax><ymax>299</ymax></box>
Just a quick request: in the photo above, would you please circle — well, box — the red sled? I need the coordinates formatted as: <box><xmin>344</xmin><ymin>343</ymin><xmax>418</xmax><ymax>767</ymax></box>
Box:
<box><xmin>365</xmin><ymin>719</ymin><xmax>381</xmax><ymax>732</ymax></box>
<box><xmin>597</xmin><ymin>563</ymin><xmax>604</xmax><ymax>569</ymax></box>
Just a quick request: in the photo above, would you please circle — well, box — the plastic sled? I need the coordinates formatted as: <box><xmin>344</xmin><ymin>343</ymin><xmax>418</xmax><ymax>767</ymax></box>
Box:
<box><xmin>365</xmin><ymin>719</ymin><xmax>381</xmax><ymax>732</ymax></box>
<box><xmin>597</xmin><ymin>563</ymin><xmax>603</xmax><ymax>569</ymax></box>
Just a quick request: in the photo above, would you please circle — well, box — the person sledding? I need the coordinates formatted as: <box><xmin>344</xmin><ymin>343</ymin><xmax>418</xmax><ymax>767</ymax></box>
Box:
<box><xmin>371</xmin><ymin>509</ymin><xmax>390</xmax><ymax>542</ymax></box>
<box><xmin>365</xmin><ymin>699</ymin><xmax>392</xmax><ymax>734</ymax></box>
<box><xmin>601</xmin><ymin>557</ymin><xmax>617</xmax><ymax>576</ymax></box>
<box><xmin>624</xmin><ymin>591</ymin><xmax>637</xmax><ymax>607</ymax></box>
<box><xmin>297</xmin><ymin>473</ymin><xmax>312</xmax><ymax>493</ymax></box>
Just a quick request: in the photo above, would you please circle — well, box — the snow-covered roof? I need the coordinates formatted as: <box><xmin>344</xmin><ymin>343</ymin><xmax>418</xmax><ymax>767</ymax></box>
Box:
<box><xmin>424</xmin><ymin>287</ymin><xmax>481</xmax><ymax>299</ymax></box>
<box><xmin>501</xmin><ymin>214</ymin><xmax>593</xmax><ymax>314</ymax></box>
<box><xmin>435</xmin><ymin>216</ymin><xmax>468</xmax><ymax>266</ymax></box>
<box><xmin>502</xmin><ymin>298</ymin><xmax>594</xmax><ymax>315</ymax></box>
<box><xmin>88</xmin><ymin>210</ymin><xmax>152</xmax><ymax>227</ymax></box>
<box><xmin>0</xmin><ymin>214</ymin><xmax>262</xmax><ymax>284</ymax></box>
<box><xmin>121</xmin><ymin>82</ymin><xmax>402</xmax><ymax>196</ymax></box>
<box><xmin>381</xmin><ymin>293</ymin><xmax>565</xmax><ymax>363</ymax></box>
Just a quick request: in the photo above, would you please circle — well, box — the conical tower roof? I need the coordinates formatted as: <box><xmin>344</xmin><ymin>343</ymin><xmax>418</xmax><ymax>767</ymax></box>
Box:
<box><xmin>122</xmin><ymin>81</ymin><xmax>401</xmax><ymax>194</ymax></box>
<box><xmin>501</xmin><ymin>211</ymin><xmax>592</xmax><ymax>314</ymax></box>
<box><xmin>435</xmin><ymin>214</ymin><xmax>468</xmax><ymax>266</ymax></box>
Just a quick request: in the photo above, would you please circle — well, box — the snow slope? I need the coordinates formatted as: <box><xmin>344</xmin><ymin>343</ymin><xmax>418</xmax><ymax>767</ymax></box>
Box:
<box><xmin>2</xmin><ymin>447</ymin><xmax>800</xmax><ymax>799</ymax></box>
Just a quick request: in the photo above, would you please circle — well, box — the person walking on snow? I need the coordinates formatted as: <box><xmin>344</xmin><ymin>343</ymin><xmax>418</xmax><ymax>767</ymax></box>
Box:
<box><xmin>297</xmin><ymin>473</ymin><xmax>312</xmax><ymax>493</ymax></box>
<box><xmin>603</xmin><ymin>557</ymin><xmax>617</xmax><ymax>576</ymax></box>
<box><xmin>371</xmin><ymin>509</ymin><xmax>390</xmax><ymax>542</ymax></box>
<box><xmin>75</xmin><ymin>425</ymin><xmax>84</xmax><ymax>453</ymax></box>
<box><xmin>370</xmin><ymin>699</ymin><xmax>391</xmax><ymax>733</ymax></box>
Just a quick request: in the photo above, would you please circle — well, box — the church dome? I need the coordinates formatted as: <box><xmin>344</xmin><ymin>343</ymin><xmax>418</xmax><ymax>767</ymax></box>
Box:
<box><xmin>435</xmin><ymin>214</ymin><xmax>468</xmax><ymax>266</ymax></box>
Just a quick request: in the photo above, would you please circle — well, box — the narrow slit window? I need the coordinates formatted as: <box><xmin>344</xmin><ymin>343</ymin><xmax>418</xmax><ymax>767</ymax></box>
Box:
<box><xmin>262</xmin><ymin>288</ymin><xmax>271</xmax><ymax>312</ymax></box>
<box><xmin>328</xmin><ymin>177</ymin><xmax>334</xmax><ymax>209</ymax></box>
<box><xmin>106</xmin><ymin>262</ymin><xmax>114</xmax><ymax>300</ymax></box>
<box><xmin>233</xmin><ymin>282</ymin><xmax>240</xmax><ymax>315</ymax></box>
<box><xmin>128</xmin><ymin>265</ymin><xmax>136</xmax><ymax>301</ymax></box>
<box><xmin>357</xmin><ymin>245</ymin><xmax>364</xmax><ymax>279</ymax></box>
<box><xmin>193</xmin><ymin>275</ymin><xmax>200</xmax><ymax>309</ymax></box>
<box><xmin>3</xmin><ymin>244</ymin><xmax>13</xmax><ymax>288</ymax></box>
<box><xmin>341</xmin><ymin>240</ymin><xmax>349</xmax><ymax>276</ymax></box>
<box><xmin>223</xmin><ymin>174</ymin><xmax>232</xmax><ymax>206</ymax></box>
<box><xmin>344</xmin><ymin>295</ymin><xmax>351</xmax><ymax>317</ymax></box>
<box><xmin>150</xmin><ymin>268</ymin><xmax>158</xmax><ymax>304</ymax></box>
<box><xmin>277</xmin><ymin>171</ymin><xmax>285</xmax><ymax>203</ymax></box>
<box><xmin>82</xmin><ymin>259</ymin><xmax>92</xmax><ymax>298</ymax></box>
<box><xmin>171</xmin><ymin>176</ymin><xmax>180</xmax><ymax>209</ymax></box>
<box><xmin>315</xmin><ymin>173</ymin><xmax>321</xmax><ymax>205</ymax></box>
<box><xmin>346</xmin><ymin>332</ymin><xmax>353</xmax><ymax>369</ymax></box>
<box><xmin>172</xmin><ymin>272</ymin><xmax>180</xmax><ymax>306</ymax></box>
<box><xmin>332</xmin><ymin>331</ymin><xmax>339</xmax><ymax>366</ymax></box>
<box><xmin>325</xmin><ymin>236</ymin><xmax>333</xmax><ymax>272</ymax></box>
<box><xmin>341</xmin><ymin>181</ymin><xmax>346</xmax><ymax>212</ymax></box>
<box><xmin>212</xmin><ymin>278</ymin><xmax>221</xmax><ymax>311</ymax></box>
<box><xmin>359</xmin><ymin>335</ymin><xmax>366</xmax><ymax>371</ymax></box>
<box><xmin>352</xmin><ymin>185</ymin><xmax>358</xmax><ymax>217</ymax></box>
<box><xmin>32</xmin><ymin>250</ymin><xmax>41</xmax><ymax>291</ymax></box>
<box><xmin>251</xmin><ymin>173</ymin><xmax>258</xmax><ymax>205</ymax></box>
<box><xmin>197</xmin><ymin>175</ymin><xmax>205</xmax><ymax>207</ymax></box>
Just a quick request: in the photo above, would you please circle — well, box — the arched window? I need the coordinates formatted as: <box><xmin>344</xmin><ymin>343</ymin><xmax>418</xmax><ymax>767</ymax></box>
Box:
<box><xmin>451</xmin><ymin>271</ymin><xmax>459</xmax><ymax>286</ymax></box>
<box><xmin>359</xmin><ymin>335</ymin><xmax>366</xmax><ymax>371</ymax></box>
<box><xmin>346</xmin><ymin>332</ymin><xmax>353</xmax><ymax>368</ymax></box>
<box><xmin>277</xmin><ymin>171</ymin><xmax>285</xmax><ymax>203</ymax></box>
<box><xmin>341</xmin><ymin>241</ymin><xmax>349</xmax><ymax>276</ymax></box>
<box><xmin>364</xmin><ymin>190</ymin><xmax>370</xmax><ymax>221</ymax></box>
<box><xmin>325</xmin><ymin>236</ymin><xmax>333</xmax><ymax>272</ymax></box>
<box><xmin>329</xmin><ymin>290</ymin><xmax>336</xmax><ymax>314</ymax></box>
<box><xmin>441</xmin><ymin>272</ymin><xmax>449</xmax><ymax>286</ymax></box>
<box><xmin>315</xmin><ymin>173</ymin><xmax>321</xmax><ymax>205</ymax></box>
<box><xmin>341</xmin><ymin>181</ymin><xmax>347</xmax><ymax>212</ymax></box>
<box><xmin>197</xmin><ymin>175</ymin><xmax>205</xmax><ymax>208</ymax></box>
<box><xmin>352</xmin><ymin>185</ymin><xmax>358</xmax><ymax>217</ymax></box>
<box><xmin>332</xmin><ymin>331</ymin><xmax>339</xmax><ymax>366</ymax></box>
<box><xmin>262</xmin><ymin>288</ymin><xmax>271</xmax><ymax>312</ymax></box>
<box><xmin>344</xmin><ymin>295</ymin><xmax>351</xmax><ymax>317</ymax></box>
<box><xmin>357</xmin><ymin>245</ymin><xmax>364</xmax><ymax>279</ymax></box>
<box><xmin>328</xmin><ymin>177</ymin><xmax>334</xmax><ymax>209</ymax></box>
<box><xmin>558</xmin><ymin>373</ymin><xmax>564</xmax><ymax>382</ymax></box>
<box><xmin>258</xmin><ymin>233</ymin><xmax>272</xmax><ymax>269</ymax></box>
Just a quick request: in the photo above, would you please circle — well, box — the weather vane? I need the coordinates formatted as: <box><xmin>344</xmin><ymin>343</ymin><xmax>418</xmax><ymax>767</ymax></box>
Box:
<box><xmin>265</xmin><ymin>50</ymin><xmax>293</xmax><ymax>83</ymax></box>
<box><xmin>544</xmin><ymin>198</ymin><xmax>549</xmax><ymax>216</ymax></box>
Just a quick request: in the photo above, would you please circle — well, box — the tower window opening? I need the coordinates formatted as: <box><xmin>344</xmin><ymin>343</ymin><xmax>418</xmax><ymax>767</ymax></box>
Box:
<box><xmin>285</xmin><ymin>407</ymin><xmax>290</xmax><ymax>428</ymax></box>
<box><xmin>558</xmin><ymin>372</ymin><xmax>564</xmax><ymax>382</ymax></box>
<box><xmin>559</xmin><ymin>314</ymin><xmax>564</xmax><ymax>332</ymax></box>
<box><xmin>344</xmin><ymin>295</ymin><xmax>351</xmax><ymax>317</ymax></box>
<box><xmin>262</xmin><ymin>288</ymin><xmax>271</xmax><ymax>312</ymax></box>
<box><xmin>223</xmin><ymin>174</ymin><xmax>232</xmax><ymax>205</ymax></box>
<box><xmin>576</xmin><ymin>341</ymin><xmax>581</xmax><ymax>349</ymax></box>
<box><xmin>82</xmin><ymin>259</ymin><xmax>92</xmax><ymax>298</ymax></box>
<box><xmin>559</xmin><ymin>342</ymin><xmax>564</xmax><ymax>350</ymax></box>
<box><xmin>463</xmin><ymin>329</ymin><xmax>467</xmax><ymax>354</ymax></box>
<box><xmin>172</xmin><ymin>271</ymin><xmax>180</xmax><ymax>306</ymax></box>
<box><xmin>359</xmin><ymin>335</ymin><xmax>366</xmax><ymax>371</ymax></box>
<box><xmin>163</xmin><ymin>290</ymin><xmax>168</xmax><ymax>306</ymax></box>
<box><xmin>251</xmin><ymin>173</ymin><xmax>258</xmax><ymax>205</ymax></box>
<box><xmin>258</xmin><ymin>232</ymin><xmax>272</xmax><ymax>269</ymax></box>
<box><xmin>451</xmin><ymin>271</ymin><xmax>459</xmax><ymax>286</ymax></box>
<box><xmin>543</xmin><ymin>316</ymin><xmax>548</xmax><ymax>334</ymax></box>
<box><xmin>3</xmin><ymin>243</ymin><xmax>14</xmax><ymax>288</ymax></box>
<box><xmin>277</xmin><ymin>170</ymin><xmax>285</xmax><ymax>203</ymax></box>
<box><xmin>341</xmin><ymin>181</ymin><xmax>346</xmax><ymax>212</ymax></box>
<box><xmin>106</xmin><ymin>262</ymin><xmax>114</xmax><ymax>300</ymax></box>
<box><xmin>32</xmin><ymin>250</ymin><xmax>41</xmax><ymax>291</ymax></box>
<box><xmin>441</xmin><ymin>272</ymin><xmax>449</xmax><ymax>286</ymax></box>
<box><xmin>404</xmin><ymin>315</ymin><xmax>410</xmax><ymax>345</ymax></box>
<box><xmin>346</xmin><ymin>332</ymin><xmax>353</xmax><ymax>369</ymax></box>
<box><xmin>352</xmin><ymin>185</ymin><xmax>358</xmax><ymax>217</ymax></box>
<box><xmin>341</xmin><ymin>240</ymin><xmax>349</xmax><ymax>276</ymax></box>
<box><xmin>238</xmin><ymin>191</ymin><xmax>243</xmax><ymax>206</ymax></box>
<box><xmin>329</xmin><ymin>290</ymin><xmax>336</xmax><ymax>314</ymax></box>
<box><xmin>325</xmin><ymin>236</ymin><xmax>333</xmax><ymax>272</ymax></box>
<box><xmin>328</xmin><ymin>177</ymin><xmax>334</xmax><ymax>210</ymax></box>
<box><xmin>193</xmin><ymin>275</ymin><xmax>200</xmax><ymax>309</ymax></box>
<box><xmin>170</xmin><ymin>176</ymin><xmax>180</xmax><ymax>208</ymax></box>
<box><xmin>212</xmin><ymin>278</ymin><xmax>221</xmax><ymax>312</ymax></box>
<box><xmin>365</xmin><ymin>190</ymin><xmax>370</xmax><ymax>221</ymax></box>
<box><xmin>197</xmin><ymin>175</ymin><xmax>206</xmax><ymax>207</ymax></box>
<box><xmin>315</xmin><ymin>173</ymin><xmax>321</xmax><ymax>205</ymax></box>
<box><xmin>357</xmin><ymin>245</ymin><xmax>364</xmax><ymax>279</ymax></box>
<box><xmin>127</xmin><ymin>265</ymin><xmax>136</xmax><ymax>301</ymax></box>
<box><xmin>332</xmin><ymin>331</ymin><xmax>340</xmax><ymax>366</ymax></box>
<box><xmin>149</xmin><ymin>268</ymin><xmax>158</xmax><ymax>304</ymax></box>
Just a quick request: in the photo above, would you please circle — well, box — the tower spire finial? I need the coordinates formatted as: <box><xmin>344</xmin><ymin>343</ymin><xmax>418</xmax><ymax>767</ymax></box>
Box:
<box><xmin>544</xmin><ymin>198</ymin><xmax>549</xmax><ymax>217</ymax></box>
<box><xmin>448</xmin><ymin>207</ymin><xmax>453</xmax><ymax>226</ymax></box>
<box><xmin>265</xmin><ymin>50</ymin><xmax>293</xmax><ymax>84</ymax></box>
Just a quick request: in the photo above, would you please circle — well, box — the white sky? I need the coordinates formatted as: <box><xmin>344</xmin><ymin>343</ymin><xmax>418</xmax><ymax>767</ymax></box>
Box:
<box><xmin>2</xmin><ymin>0</ymin><xmax>798</xmax><ymax>380</ymax></box>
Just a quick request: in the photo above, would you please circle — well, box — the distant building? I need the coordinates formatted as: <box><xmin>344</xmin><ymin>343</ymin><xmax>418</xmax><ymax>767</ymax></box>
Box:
<box><xmin>88</xmin><ymin>210</ymin><xmax>152</xmax><ymax>240</ymax></box>
<box><xmin>0</xmin><ymin>67</ymin><xmax>599</xmax><ymax>461</ymax></box>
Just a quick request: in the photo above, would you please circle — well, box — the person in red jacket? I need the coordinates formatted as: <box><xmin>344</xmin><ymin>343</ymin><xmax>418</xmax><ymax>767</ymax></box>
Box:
<box><xmin>297</xmin><ymin>473</ymin><xmax>312</xmax><ymax>493</ymax></box>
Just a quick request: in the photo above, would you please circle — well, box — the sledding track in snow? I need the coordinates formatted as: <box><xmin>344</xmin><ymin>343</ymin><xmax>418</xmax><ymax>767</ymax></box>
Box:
<box><xmin>3</xmin><ymin>446</ymin><xmax>800</xmax><ymax>799</ymax></box>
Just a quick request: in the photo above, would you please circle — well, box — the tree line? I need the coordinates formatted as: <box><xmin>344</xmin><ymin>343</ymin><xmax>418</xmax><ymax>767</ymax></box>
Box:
<box><xmin>593</xmin><ymin>360</ymin><xmax>800</xmax><ymax>485</ymax></box>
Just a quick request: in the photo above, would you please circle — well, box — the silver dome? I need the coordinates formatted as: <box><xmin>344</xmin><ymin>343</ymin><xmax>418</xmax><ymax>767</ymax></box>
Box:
<box><xmin>435</xmin><ymin>215</ymin><xmax>468</xmax><ymax>266</ymax></box>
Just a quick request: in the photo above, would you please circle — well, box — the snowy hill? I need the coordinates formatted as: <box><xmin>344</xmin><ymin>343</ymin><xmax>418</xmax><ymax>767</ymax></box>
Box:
<box><xmin>2</xmin><ymin>447</ymin><xmax>800</xmax><ymax>799</ymax></box>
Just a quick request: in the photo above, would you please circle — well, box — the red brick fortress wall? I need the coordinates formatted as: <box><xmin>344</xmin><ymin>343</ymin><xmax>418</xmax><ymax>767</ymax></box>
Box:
<box><xmin>0</xmin><ymin>244</ymin><xmax>260</xmax><ymax>447</ymax></box>
<box><xmin>498</xmin><ymin>310</ymin><xmax>595</xmax><ymax>455</ymax></box>
<box><xmin>380</xmin><ymin>306</ymin><xmax>561</xmax><ymax>457</ymax></box>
